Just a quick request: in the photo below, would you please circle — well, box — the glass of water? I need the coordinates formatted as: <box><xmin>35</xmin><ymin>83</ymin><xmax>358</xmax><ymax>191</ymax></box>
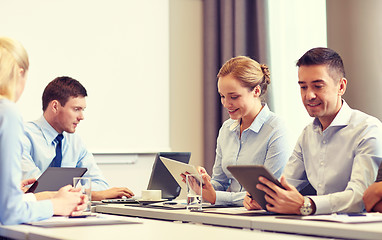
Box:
<box><xmin>186</xmin><ymin>173</ymin><xmax>203</xmax><ymax>211</ymax></box>
<box><xmin>73</xmin><ymin>177</ymin><xmax>92</xmax><ymax>212</ymax></box>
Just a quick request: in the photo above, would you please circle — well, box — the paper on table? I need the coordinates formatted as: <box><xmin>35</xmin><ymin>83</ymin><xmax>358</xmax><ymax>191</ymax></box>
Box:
<box><xmin>25</xmin><ymin>215</ymin><xmax>142</xmax><ymax>227</ymax></box>
<box><xmin>300</xmin><ymin>213</ymin><xmax>382</xmax><ymax>224</ymax></box>
<box><xmin>203</xmin><ymin>207</ymin><xmax>269</xmax><ymax>216</ymax></box>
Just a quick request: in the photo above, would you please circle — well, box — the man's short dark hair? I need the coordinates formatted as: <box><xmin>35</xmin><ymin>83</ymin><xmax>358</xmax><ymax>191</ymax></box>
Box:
<box><xmin>42</xmin><ymin>76</ymin><xmax>87</xmax><ymax>111</ymax></box>
<box><xmin>296</xmin><ymin>47</ymin><xmax>345</xmax><ymax>80</ymax></box>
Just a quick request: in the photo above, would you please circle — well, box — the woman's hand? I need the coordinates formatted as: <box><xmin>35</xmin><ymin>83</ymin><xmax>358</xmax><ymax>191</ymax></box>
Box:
<box><xmin>20</xmin><ymin>178</ymin><xmax>36</xmax><ymax>193</ymax></box>
<box><xmin>181</xmin><ymin>166</ymin><xmax>216</xmax><ymax>204</ymax></box>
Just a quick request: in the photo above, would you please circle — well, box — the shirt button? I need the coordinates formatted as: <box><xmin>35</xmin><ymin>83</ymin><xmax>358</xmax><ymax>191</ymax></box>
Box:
<box><xmin>323</xmin><ymin>140</ymin><xmax>326</xmax><ymax>144</ymax></box>
<box><xmin>320</xmin><ymin>161</ymin><xmax>324</xmax><ymax>166</ymax></box>
<box><xmin>318</xmin><ymin>184</ymin><xmax>322</xmax><ymax>188</ymax></box>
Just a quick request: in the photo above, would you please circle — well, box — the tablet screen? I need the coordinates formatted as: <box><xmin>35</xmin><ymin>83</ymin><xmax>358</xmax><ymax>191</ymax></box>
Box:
<box><xmin>227</xmin><ymin>165</ymin><xmax>284</xmax><ymax>210</ymax></box>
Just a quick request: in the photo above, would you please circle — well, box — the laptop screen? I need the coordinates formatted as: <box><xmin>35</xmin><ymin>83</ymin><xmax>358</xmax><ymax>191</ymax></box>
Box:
<box><xmin>147</xmin><ymin>152</ymin><xmax>191</xmax><ymax>200</ymax></box>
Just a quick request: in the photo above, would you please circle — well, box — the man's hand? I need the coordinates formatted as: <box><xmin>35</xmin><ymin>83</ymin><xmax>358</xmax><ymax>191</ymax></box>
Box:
<box><xmin>371</xmin><ymin>201</ymin><xmax>382</xmax><ymax>212</ymax></box>
<box><xmin>92</xmin><ymin>187</ymin><xmax>134</xmax><ymax>201</ymax></box>
<box><xmin>363</xmin><ymin>182</ymin><xmax>382</xmax><ymax>212</ymax></box>
<box><xmin>21</xmin><ymin>178</ymin><xmax>36</xmax><ymax>193</ymax></box>
<box><xmin>257</xmin><ymin>176</ymin><xmax>304</xmax><ymax>214</ymax></box>
<box><xmin>243</xmin><ymin>192</ymin><xmax>262</xmax><ymax>210</ymax></box>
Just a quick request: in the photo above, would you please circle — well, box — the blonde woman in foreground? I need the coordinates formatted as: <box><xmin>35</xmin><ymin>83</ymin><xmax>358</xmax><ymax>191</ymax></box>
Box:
<box><xmin>0</xmin><ymin>37</ymin><xmax>86</xmax><ymax>225</ymax></box>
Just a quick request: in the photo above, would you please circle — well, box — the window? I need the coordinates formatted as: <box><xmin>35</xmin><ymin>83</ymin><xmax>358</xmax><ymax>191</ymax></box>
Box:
<box><xmin>267</xmin><ymin>0</ymin><xmax>327</xmax><ymax>144</ymax></box>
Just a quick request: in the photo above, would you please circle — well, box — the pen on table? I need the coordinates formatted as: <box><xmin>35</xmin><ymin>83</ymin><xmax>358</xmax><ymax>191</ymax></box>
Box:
<box><xmin>333</xmin><ymin>213</ymin><xmax>367</xmax><ymax>217</ymax></box>
<box><xmin>69</xmin><ymin>214</ymin><xmax>97</xmax><ymax>218</ymax></box>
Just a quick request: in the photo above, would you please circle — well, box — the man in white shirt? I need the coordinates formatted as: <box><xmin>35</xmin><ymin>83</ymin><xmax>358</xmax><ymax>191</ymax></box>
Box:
<box><xmin>244</xmin><ymin>47</ymin><xmax>382</xmax><ymax>215</ymax></box>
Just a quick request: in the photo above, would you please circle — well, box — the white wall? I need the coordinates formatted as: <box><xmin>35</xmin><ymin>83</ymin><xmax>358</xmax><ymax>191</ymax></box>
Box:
<box><xmin>1</xmin><ymin>0</ymin><xmax>203</xmax><ymax>192</ymax></box>
<box><xmin>97</xmin><ymin>0</ymin><xmax>204</xmax><ymax>195</ymax></box>
<box><xmin>169</xmin><ymin>0</ymin><xmax>203</xmax><ymax>167</ymax></box>
<box><xmin>1</xmin><ymin>0</ymin><xmax>171</xmax><ymax>154</ymax></box>
<box><xmin>97</xmin><ymin>154</ymin><xmax>156</xmax><ymax>195</ymax></box>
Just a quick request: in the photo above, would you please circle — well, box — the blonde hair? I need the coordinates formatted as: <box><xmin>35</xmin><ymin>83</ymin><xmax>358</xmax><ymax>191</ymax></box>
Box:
<box><xmin>0</xmin><ymin>37</ymin><xmax>29</xmax><ymax>101</ymax></box>
<box><xmin>217</xmin><ymin>56</ymin><xmax>270</xmax><ymax>97</ymax></box>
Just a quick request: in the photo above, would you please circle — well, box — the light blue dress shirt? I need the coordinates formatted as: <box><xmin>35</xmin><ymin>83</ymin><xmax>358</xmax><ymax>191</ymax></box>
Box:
<box><xmin>283</xmin><ymin>100</ymin><xmax>382</xmax><ymax>214</ymax></box>
<box><xmin>0</xmin><ymin>99</ymin><xmax>53</xmax><ymax>225</ymax></box>
<box><xmin>21</xmin><ymin>116</ymin><xmax>109</xmax><ymax>191</ymax></box>
<box><xmin>212</xmin><ymin>104</ymin><xmax>291</xmax><ymax>206</ymax></box>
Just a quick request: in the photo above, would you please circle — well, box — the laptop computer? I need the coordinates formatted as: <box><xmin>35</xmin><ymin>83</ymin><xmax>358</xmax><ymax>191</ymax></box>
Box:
<box><xmin>102</xmin><ymin>152</ymin><xmax>191</xmax><ymax>204</ymax></box>
<box><xmin>147</xmin><ymin>152</ymin><xmax>191</xmax><ymax>200</ymax></box>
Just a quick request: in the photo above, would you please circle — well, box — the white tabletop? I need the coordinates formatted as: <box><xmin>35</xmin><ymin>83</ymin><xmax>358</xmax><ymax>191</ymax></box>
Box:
<box><xmin>0</xmin><ymin>214</ymin><xmax>325</xmax><ymax>240</ymax></box>
<box><xmin>96</xmin><ymin>204</ymin><xmax>255</xmax><ymax>228</ymax></box>
<box><xmin>96</xmin><ymin>204</ymin><xmax>382</xmax><ymax>240</ymax></box>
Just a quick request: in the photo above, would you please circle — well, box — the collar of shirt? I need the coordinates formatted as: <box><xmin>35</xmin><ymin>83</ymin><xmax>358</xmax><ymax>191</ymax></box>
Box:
<box><xmin>228</xmin><ymin>104</ymin><xmax>271</xmax><ymax>134</ymax></box>
<box><xmin>313</xmin><ymin>99</ymin><xmax>352</xmax><ymax>133</ymax></box>
<box><xmin>34</xmin><ymin>115</ymin><xmax>62</xmax><ymax>145</ymax></box>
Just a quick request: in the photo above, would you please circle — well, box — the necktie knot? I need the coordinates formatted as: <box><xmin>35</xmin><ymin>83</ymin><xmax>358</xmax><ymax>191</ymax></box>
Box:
<box><xmin>55</xmin><ymin>134</ymin><xmax>63</xmax><ymax>143</ymax></box>
<box><xmin>50</xmin><ymin>134</ymin><xmax>64</xmax><ymax>167</ymax></box>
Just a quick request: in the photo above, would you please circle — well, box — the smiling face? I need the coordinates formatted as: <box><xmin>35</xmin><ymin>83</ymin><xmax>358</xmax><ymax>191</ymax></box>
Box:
<box><xmin>218</xmin><ymin>74</ymin><xmax>260</xmax><ymax>124</ymax></box>
<box><xmin>50</xmin><ymin>96</ymin><xmax>86</xmax><ymax>133</ymax></box>
<box><xmin>298</xmin><ymin>64</ymin><xmax>346</xmax><ymax>130</ymax></box>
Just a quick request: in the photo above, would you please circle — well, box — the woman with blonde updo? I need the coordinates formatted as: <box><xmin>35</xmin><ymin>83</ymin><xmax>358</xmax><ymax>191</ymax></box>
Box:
<box><xmin>0</xmin><ymin>37</ymin><xmax>87</xmax><ymax>225</ymax></box>
<box><xmin>196</xmin><ymin>56</ymin><xmax>291</xmax><ymax>206</ymax></box>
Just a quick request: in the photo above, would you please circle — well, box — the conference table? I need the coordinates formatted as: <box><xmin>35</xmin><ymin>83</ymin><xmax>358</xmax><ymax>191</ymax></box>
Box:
<box><xmin>96</xmin><ymin>204</ymin><xmax>382</xmax><ymax>240</ymax></box>
<box><xmin>0</xmin><ymin>213</ymin><xmax>325</xmax><ymax>240</ymax></box>
<box><xmin>2</xmin><ymin>203</ymin><xmax>382</xmax><ymax>239</ymax></box>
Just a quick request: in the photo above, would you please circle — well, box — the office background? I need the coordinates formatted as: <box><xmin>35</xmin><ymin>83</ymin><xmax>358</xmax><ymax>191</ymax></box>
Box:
<box><xmin>1</xmin><ymin>0</ymin><xmax>380</xmax><ymax>191</ymax></box>
<box><xmin>1</xmin><ymin>0</ymin><xmax>171</xmax><ymax>154</ymax></box>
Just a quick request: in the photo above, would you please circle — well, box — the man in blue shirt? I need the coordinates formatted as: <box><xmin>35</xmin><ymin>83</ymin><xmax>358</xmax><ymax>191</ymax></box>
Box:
<box><xmin>22</xmin><ymin>76</ymin><xmax>134</xmax><ymax>201</ymax></box>
<box><xmin>244</xmin><ymin>47</ymin><xmax>382</xmax><ymax>215</ymax></box>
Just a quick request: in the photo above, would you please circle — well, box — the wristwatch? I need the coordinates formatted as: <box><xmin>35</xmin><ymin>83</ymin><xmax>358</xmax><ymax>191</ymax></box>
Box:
<box><xmin>300</xmin><ymin>197</ymin><xmax>314</xmax><ymax>215</ymax></box>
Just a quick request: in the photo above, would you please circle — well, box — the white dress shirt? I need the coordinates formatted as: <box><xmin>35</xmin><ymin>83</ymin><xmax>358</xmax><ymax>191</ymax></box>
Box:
<box><xmin>283</xmin><ymin>100</ymin><xmax>382</xmax><ymax>214</ymax></box>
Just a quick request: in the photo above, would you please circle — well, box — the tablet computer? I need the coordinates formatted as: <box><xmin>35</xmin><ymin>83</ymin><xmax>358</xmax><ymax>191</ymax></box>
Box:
<box><xmin>26</xmin><ymin>167</ymin><xmax>87</xmax><ymax>193</ymax></box>
<box><xmin>148</xmin><ymin>152</ymin><xmax>191</xmax><ymax>200</ymax></box>
<box><xmin>227</xmin><ymin>165</ymin><xmax>284</xmax><ymax>210</ymax></box>
<box><xmin>159</xmin><ymin>156</ymin><xmax>203</xmax><ymax>191</ymax></box>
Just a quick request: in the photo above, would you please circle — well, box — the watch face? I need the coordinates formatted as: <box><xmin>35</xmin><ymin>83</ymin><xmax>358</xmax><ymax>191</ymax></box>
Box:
<box><xmin>300</xmin><ymin>206</ymin><xmax>312</xmax><ymax>215</ymax></box>
<box><xmin>300</xmin><ymin>197</ymin><xmax>313</xmax><ymax>215</ymax></box>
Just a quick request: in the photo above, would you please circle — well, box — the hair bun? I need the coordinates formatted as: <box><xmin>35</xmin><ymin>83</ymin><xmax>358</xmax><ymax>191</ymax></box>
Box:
<box><xmin>260</xmin><ymin>64</ymin><xmax>271</xmax><ymax>84</ymax></box>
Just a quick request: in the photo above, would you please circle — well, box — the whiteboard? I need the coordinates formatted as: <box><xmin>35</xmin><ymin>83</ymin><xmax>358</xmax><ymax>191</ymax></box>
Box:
<box><xmin>0</xmin><ymin>0</ymin><xmax>170</xmax><ymax>153</ymax></box>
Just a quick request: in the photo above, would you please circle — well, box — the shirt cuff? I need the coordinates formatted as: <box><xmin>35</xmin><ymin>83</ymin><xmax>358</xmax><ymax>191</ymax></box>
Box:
<box><xmin>34</xmin><ymin>200</ymin><xmax>54</xmax><ymax>220</ymax></box>
<box><xmin>214</xmin><ymin>191</ymin><xmax>245</xmax><ymax>206</ymax></box>
<box><xmin>23</xmin><ymin>192</ymin><xmax>37</xmax><ymax>202</ymax></box>
<box><xmin>309</xmin><ymin>195</ymin><xmax>331</xmax><ymax>215</ymax></box>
